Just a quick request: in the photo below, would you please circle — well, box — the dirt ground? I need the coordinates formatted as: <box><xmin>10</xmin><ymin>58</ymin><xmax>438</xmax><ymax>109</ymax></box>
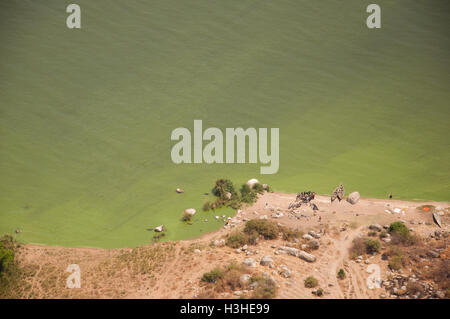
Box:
<box><xmin>11</xmin><ymin>192</ymin><xmax>449</xmax><ymax>299</ymax></box>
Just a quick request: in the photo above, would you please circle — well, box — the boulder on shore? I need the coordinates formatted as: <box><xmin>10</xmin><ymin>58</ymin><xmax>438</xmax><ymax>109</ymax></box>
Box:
<box><xmin>246</xmin><ymin>178</ymin><xmax>260</xmax><ymax>189</ymax></box>
<box><xmin>347</xmin><ymin>191</ymin><xmax>360</xmax><ymax>205</ymax></box>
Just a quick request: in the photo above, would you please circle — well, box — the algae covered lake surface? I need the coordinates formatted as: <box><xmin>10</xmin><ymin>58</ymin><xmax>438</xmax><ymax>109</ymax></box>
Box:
<box><xmin>0</xmin><ymin>1</ymin><xmax>449</xmax><ymax>248</ymax></box>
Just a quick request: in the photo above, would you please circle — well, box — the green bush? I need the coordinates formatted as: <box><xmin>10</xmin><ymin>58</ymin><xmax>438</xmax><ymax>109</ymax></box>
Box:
<box><xmin>225</xmin><ymin>231</ymin><xmax>258</xmax><ymax>248</ymax></box>
<box><xmin>365</xmin><ymin>239</ymin><xmax>381</xmax><ymax>254</ymax></box>
<box><xmin>240</xmin><ymin>184</ymin><xmax>257</xmax><ymax>204</ymax></box>
<box><xmin>315</xmin><ymin>288</ymin><xmax>324</xmax><ymax>297</ymax></box>
<box><xmin>244</xmin><ymin>220</ymin><xmax>278</xmax><ymax>240</ymax></box>
<box><xmin>201</xmin><ymin>268</ymin><xmax>224</xmax><ymax>283</ymax></box>
<box><xmin>0</xmin><ymin>235</ymin><xmax>22</xmax><ymax>298</ymax></box>
<box><xmin>337</xmin><ymin>269</ymin><xmax>346</xmax><ymax>280</ymax></box>
<box><xmin>252</xmin><ymin>183</ymin><xmax>265</xmax><ymax>194</ymax></box>
<box><xmin>389</xmin><ymin>221</ymin><xmax>409</xmax><ymax>237</ymax></box>
<box><xmin>389</xmin><ymin>256</ymin><xmax>403</xmax><ymax>270</ymax></box>
<box><xmin>304</xmin><ymin>276</ymin><xmax>318</xmax><ymax>288</ymax></box>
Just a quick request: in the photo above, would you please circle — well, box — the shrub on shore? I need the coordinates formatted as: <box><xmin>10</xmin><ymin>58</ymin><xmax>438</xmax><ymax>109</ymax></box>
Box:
<box><xmin>337</xmin><ymin>269</ymin><xmax>346</xmax><ymax>280</ymax></box>
<box><xmin>0</xmin><ymin>234</ymin><xmax>22</xmax><ymax>298</ymax></box>
<box><xmin>304</xmin><ymin>276</ymin><xmax>318</xmax><ymax>288</ymax></box>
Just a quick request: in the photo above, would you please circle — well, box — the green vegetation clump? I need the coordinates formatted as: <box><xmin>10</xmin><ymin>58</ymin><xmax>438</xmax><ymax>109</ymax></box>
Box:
<box><xmin>389</xmin><ymin>256</ymin><xmax>404</xmax><ymax>270</ymax></box>
<box><xmin>337</xmin><ymin>268</ymin><xmax>346</xmax><ymax>280</ymax></box>
<box><xmin>365</xmin><ymin>239</ymin><xmax>381</xmax><ymax>254</ymax></box>
<box><xmin>0</xmin><ymin>235</ymin><xmax>22</xmax><ymax>298</ymax></box>
<box><xmin>244</xmin><ymin>220</ymin><xmax>278</xmax><ymax>240</ymax></box>
<box><xmin>388</xmin><ymin>221</ymin><xmax>419</xmax><ymax>245</ymax></box>
<box><xmin>304</xmin><ymin>276</ymin><xmax>318</xmax><ymax>288</ymax></box>
<box><xmin>201</xmin><ymin>268</ymin><xmax>224</xmax><ymax>283</ymax></box>
<box><xmin>314</xmin><ymin>288</ymin><xmax>324</xmax><ymax>297</ymax></box>
<box><xmin>225</xmin><ymin>231</ymin><xmax>258</xmax><ymax>248</ymax></box>
<box><xmin>209</xmin><ymin>179</ymin><xmax>270</xmax><ymax>210</ymax></box>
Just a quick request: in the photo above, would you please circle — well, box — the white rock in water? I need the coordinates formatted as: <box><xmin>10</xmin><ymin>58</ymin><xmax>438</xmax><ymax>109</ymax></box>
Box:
<box><xmin>176</xmin><ymin>188</ymin><xmax>184</xmax><ymax>193</ymax></box>
<box><xmin>346</xmin><ymin>192</ymin><xmax>360</xmax><ymax>205</ymax></box>
<box><xmin>155</xmin><ymin>225</ymin><xmax>164</xmax><ymax>232</ymax></box>
<box><xmin>184</xmin><ymin>208</ymin><xmax>196</xmax><ymax>216</ymax></box>
<box><xmin>246</xmin><ymin>178</ymin><xmax>260</xmax><ymax>188</ymax></box>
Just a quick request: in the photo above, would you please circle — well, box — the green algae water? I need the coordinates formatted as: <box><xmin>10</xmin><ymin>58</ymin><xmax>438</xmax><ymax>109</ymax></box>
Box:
<box><xmin>0</xmin><ymin>0</ymin><xmax>449</xmax><ymax>248</ymax></box>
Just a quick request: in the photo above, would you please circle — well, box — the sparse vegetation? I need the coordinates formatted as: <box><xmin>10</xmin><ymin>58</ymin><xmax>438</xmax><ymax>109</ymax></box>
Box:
<box><xmin>389</xmin><ymin>255</ymin><xmax>404</xmax><ymax>270</ymax></box>
<box><xmin>304</xmin><ymin>276</ymin><xmax>318</xmax><ymax>288</ymax></box>
<box><xmin>337</xmin><ymin>268</ymin><xmax>346</xmax><ymax>280</ymax></box>
<box><xmin>251</xmin><ymin>275</ymin><xmax>277</xmax><ymax>299</ymax></box>
<box><xmin>0</xmin><ymin>234</ymin><xmax>22</xmax><ymax>298</ymax></box>
<box><xmin>278</xmin><ymin>226</ymin><xmax>303</xmax><ymax>242</ymax></box>
<box><xmin>244</xmin><ymin>219</ymin><xmax>278</xmax><ymax>240</ymax></box>
<box><xmin>388</xmin><ymin>222</ymin><xmax>419</xmax><ymax>246</ymax></box>
<box><xmin>201</xmin><ymin>268</ymin><xmax>224</xmax><ymax>283</ymax></box>
<box><xmin>350</xmin><ymin>237</ymin><xmax>380</xmax><ymax>258</ymax></box>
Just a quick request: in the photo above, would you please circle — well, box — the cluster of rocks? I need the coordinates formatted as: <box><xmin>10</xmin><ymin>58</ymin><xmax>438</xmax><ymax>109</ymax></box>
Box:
<box><xmin>382</xmin><ymin>273</ymin><xmax>445</xmax><ymax>299</ymax></box>
<box><xmin>236</xmin><ymin>245</ymin><xmax>259</xmax><ymax>256</ymax></box>
<box><xmin>276</xmin><ymin>246</ymin><xmax>316</xmax><ymax>263</ymax></box>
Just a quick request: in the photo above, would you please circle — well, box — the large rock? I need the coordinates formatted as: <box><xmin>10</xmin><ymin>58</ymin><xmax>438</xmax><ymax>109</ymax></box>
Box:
<box><xmin>279</xmin><ymin>265</ymin><xmax>291</xmax><ymax>278</ymax></box>
<box><xmin>309</xmin><ymin>240</ymin><xmax>320</xmax><ymax>250</ymax></box>
<box><xmin>346</xmin><ymin>192</ymin><xmax>360</xmax><ymax>205</ymax></box>
<box><xmin>184</xmin><ymin>208</ymin><xmax>196</xmax><ymax>216</ymax></box>
<box><xmin>302</xmin><ymin>234</ymin><xmax>313</xmax><ymax>241</ymax></box>
<box><xmin>242</xmin><ymin>258</ymin><xmax>257</xmax><ymax>267</ymax></box>
<box><xmin>299</xmin><ymin>251</ymin><xmax>316</xmax><ymax>262</ymax></box>
<box><xmin>277</xmin><ymin>246</ymin><xmax>300</xmax><ymax>257</ymax></box>
<box><xmin>260</xmin><ymin>256</ymin><xmax>274</xmax><ymax>266</ymax></box>
<box><xmin>246</xmin><ymin>178</ymin><xmax>260</xmax><ymax>189</ymax></box>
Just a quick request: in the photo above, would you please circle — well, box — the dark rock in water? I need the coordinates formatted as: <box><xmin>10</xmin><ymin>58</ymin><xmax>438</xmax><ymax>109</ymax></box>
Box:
<box><xmin>147</xmin><ymin>228</ymin><xmax>153</xmax><ymax>231</ymax></box>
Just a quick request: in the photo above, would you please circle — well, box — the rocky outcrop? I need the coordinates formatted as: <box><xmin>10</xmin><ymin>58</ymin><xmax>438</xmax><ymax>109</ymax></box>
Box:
<box><xmin>298</xmin><ymin>251</ymin><xmax>316</xmax><ymax>262</ymax></box>
<box><xmin>260</xmin><ymin>256</ymin><xmax>274</xmax><ymax>266</ymax></box>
